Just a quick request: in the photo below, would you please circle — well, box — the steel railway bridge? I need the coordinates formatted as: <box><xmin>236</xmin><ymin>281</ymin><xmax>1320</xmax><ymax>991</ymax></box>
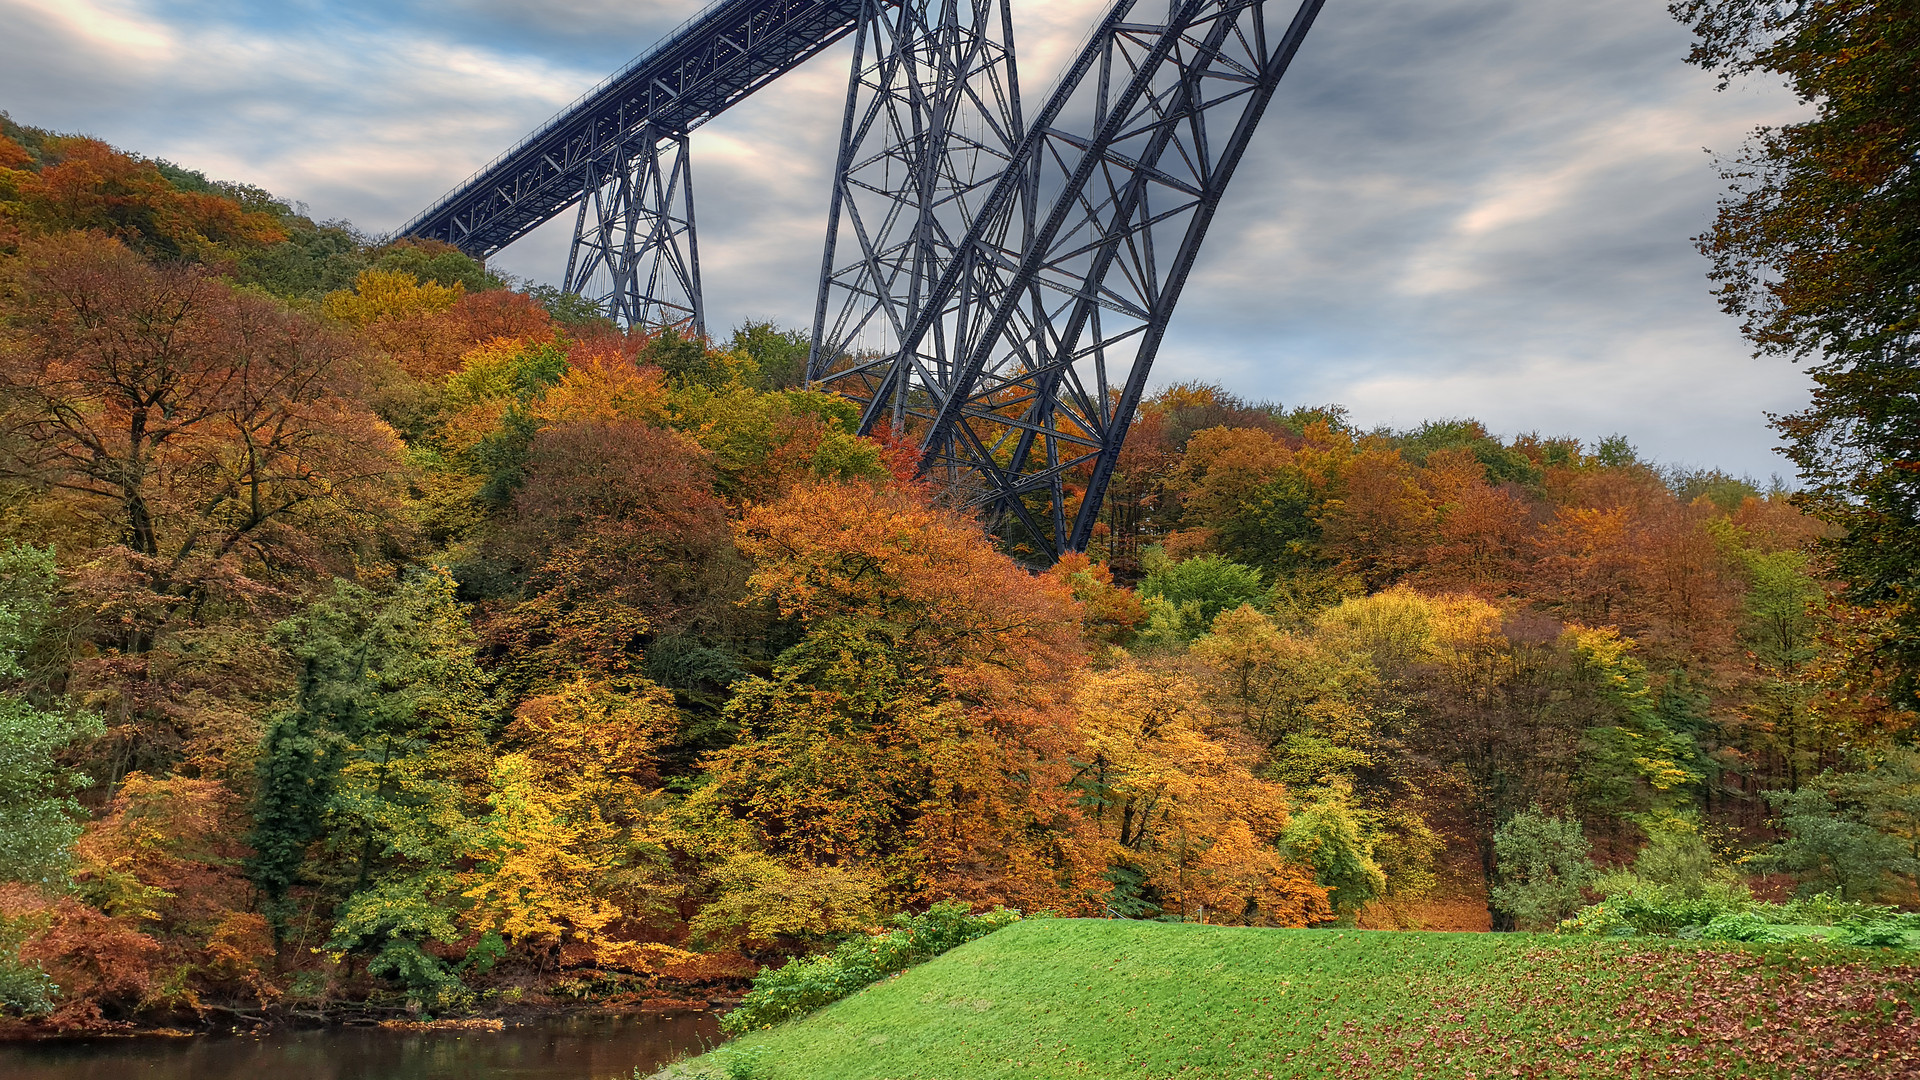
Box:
<box><xmin>400</xmin><ymin>0</ymin><xmax>1326</xmax><ymax>564</ymax></box>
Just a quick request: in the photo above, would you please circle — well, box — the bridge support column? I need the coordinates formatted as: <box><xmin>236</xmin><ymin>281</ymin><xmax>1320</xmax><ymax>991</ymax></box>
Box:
<box><xmin>879</xmin><ymin>0</ymin><xmax>1326</xmax><ymax>564</ymax></box>
<box><xmin>564</xmin><ymin>125</ymin><xmax>705</xmax><ymax>335</ymax></box>
<box><xmin>806</xmin><ymin>0</ymin><xmax>1025</xmax><ymax>437</ymax></box>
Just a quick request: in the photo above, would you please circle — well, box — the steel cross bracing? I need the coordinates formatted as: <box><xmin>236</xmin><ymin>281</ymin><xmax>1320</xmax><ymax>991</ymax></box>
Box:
<box><xmin>398</xmin><ymin>0</ymin><xmax>869</xmax><ymax>322</ymax></box>
<box><xmin>807</xmin><ymin>0</ymin><xmax>1025</xmax><ymax>428</ymax></box>
<box><xmin>832</xmin><ymin>0</ymin><xmax>1326</xmax><ymax>564</ymax></box>
<box><xmin>404</xmin><ymin>0</ymin><xmax>1325</xmax><ymax>556</ymax></box>
<box><xmin>563</xmin><ymin>128</ymin><xmax>705</xmax><ymax>332</ymax></box>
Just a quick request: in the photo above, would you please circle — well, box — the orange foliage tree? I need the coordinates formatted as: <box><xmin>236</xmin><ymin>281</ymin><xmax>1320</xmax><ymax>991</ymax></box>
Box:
<box><xmin>0</xmin><ymin>137</ymin><xmax>285</xmax><ymax>261</ymax></box>
<box><xmin>322</xmin><ymin>266</ymin><xmax>554</xmax><ymax>380</ymax></box>
<box><xmin>700</xmin><ymin>480</ymin><xmax>1105</xmax><ymax>912</ymax></box>
<box><xmin>69</xmin><ymin>774</ymin><xmax>275</xmax><ymax>1012</ymax></box>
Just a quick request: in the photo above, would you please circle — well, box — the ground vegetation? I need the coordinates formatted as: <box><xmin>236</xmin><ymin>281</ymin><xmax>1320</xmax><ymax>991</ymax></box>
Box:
<box><xmin>0</xmin><ymin>104</ymin><xmax>1913</xmax><ymax>1043</ymax></box>
<box><xmin>668</xmin><ymin>918</ymin><xmax>1920</xmax><ymax>1079</ymax></box>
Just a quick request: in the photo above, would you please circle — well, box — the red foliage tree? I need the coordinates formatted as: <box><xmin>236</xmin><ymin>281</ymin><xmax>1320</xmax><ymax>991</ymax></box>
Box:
<box><xmin>3</xmin><ymin>137</ymin><xmax>285</xmax><ymax>261</ymax></box>
<box><xmin>17</xmin><ymin>899</ymin><xmax>162</xmax><ymax>1032</ymax></box>
<box><xmin>486</xmin><ymin>420</ymin><xmax>736</xmax><ymax>691</ymax></box>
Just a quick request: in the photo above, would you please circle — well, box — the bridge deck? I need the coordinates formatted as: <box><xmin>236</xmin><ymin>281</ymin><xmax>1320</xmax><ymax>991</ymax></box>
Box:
<box><xmin>400</xmin><ymin>0</ymin><xmax>864</xmax><ymax>256</ymax></box>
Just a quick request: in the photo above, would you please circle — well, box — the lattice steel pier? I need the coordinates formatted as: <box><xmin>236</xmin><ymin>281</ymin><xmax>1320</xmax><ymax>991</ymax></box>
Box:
<box><xmin>402</xmin><ymin>0</ymin><xmax>1326</xmax><ymax>563</ymax></box>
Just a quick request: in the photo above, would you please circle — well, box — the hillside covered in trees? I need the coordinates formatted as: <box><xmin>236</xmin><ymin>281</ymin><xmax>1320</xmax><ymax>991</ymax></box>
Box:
<box><xmin>0</xmin><ymin>107</ymin><xmax>1914</xmax><ymax>1035</ymax></box>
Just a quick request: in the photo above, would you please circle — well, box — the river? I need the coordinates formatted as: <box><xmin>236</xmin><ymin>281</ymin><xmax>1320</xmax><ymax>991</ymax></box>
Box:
<box><xmin>0</xmin><ymin>1012</ymin><xmax>721</xmax><ymax>1080</ymax></box>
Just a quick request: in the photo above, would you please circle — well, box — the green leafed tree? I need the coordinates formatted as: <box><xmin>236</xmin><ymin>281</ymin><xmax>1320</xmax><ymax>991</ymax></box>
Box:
<box><xmin>0</xmin><ymin>543</ymin><xmax>102</xmax><ymax>887</ymax></box>
<box><xmin>1490</xmin><ymin>807</ymin><xmax>1597</xmax><ymax>931</ymax></box>
<box><xmin>1765</xmin><ymin>752</ymin><xmax>1920</xmax><ymax>901</ymax></box>
<box><xmin>247</xmin><ymin>568</ymin><xmax>491</xmax><ymax>981</ymax></box>
<box><xmin>1673</xmin><ymin>0</ymin><xmax>1920</xmax><ymax>710</ymax></box>
<box><xmin>730</xmin><ymin>320</ymin><xmax>812</xmax><ymax>391</ymax></box>
<box><xmin>1138</xmin><ymin>552</ymin><xmax>1266</xmax><ymax>643</ymax></box>
<box><xmin>523</xmin><ymin>284</ymin><xmax>617</xmax><ymax>331</ymax></box>
<box><xmin>371</xmin><ymin>238</ymin><xmax>502</xmax><ymax>292</ymax></box>
<box><xmin>1281</xmin><ymin>784</ymin><xmax>1386</xmax><ymax>925</ymax></box>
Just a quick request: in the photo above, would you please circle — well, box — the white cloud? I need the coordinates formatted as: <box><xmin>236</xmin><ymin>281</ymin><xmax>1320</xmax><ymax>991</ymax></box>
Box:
<box><xmin>435</xmin><ymin>0</ymin><xmax>709</xmax><ymax>38</ymax></box>
<box><xmin>1</xmin><ymin>0</ymin><xmax>603</xmax><ymax>230</ymax></box>
<box><xmin>0</xmin><ymin>0</ymin><xmax>1818</xmax><ymax>477</ymax></box>
<box><xmin>8</xmin><ymin>0</ymin><xmax>175</xmax><ymax>63</ymax></box>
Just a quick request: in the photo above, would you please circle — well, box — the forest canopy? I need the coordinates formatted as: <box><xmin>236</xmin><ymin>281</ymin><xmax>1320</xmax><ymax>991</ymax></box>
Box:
<box><xmin>0</xmin><ymin>103</ymin><xmax>1914</xmax><ymax>1032</ymax></box>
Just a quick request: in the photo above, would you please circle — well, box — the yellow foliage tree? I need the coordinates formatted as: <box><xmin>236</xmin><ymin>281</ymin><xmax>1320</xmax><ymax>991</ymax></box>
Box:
<box><xmin>531</xmin><ymin>352</ymin><xmax>669</xmax><ymax>428</ymax></box>
<box><xmin>1191</xmin><ymin>604</ymin><xmax>1379</xmax><ymax>759</ymax></box>
<box><xmin>1071</xmin><ymin>664</ymin><xmax>1327</xmax><ymax>925</ymax></box>
<box><xmin>322</xmin><ymin>268</ymin><xmax>462</xmax><ymax>328</ymax></box>
<box><xmin>465</xmin><ymin>679</ymin><xmax>687</xmax><ymax>970</ymax></box>
<box><xmin>1193</xmin><ymin>598</ymin><xmax>1446</xmax><ymax>912</ymax></box>
<box><xmin>687</xmin><ymin>853</ymin><xmax>880</xmax><ymax>951</ymax></box>
<box><xmin>322</xmin><ymin>268</ymin><xmax>471</xmax><ymax>377</ymax></box>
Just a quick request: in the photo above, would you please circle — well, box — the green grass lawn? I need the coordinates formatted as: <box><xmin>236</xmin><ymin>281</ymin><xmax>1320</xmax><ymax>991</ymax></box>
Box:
<box><xmin>660</xmin><ymin>918</ymin><xmax>1920</xmax><ymax>1080</ymax></box>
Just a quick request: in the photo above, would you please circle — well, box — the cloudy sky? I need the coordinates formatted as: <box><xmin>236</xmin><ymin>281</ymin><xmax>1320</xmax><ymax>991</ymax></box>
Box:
<box><xmin>3</xmin><ymin>0</ymin><xmax>1809</xmax><ymax>477</ymax></box>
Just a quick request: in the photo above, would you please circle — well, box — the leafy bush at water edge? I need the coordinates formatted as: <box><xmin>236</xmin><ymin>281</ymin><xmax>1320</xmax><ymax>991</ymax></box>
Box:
<box><xmin>720</xmin><ymin>902</ymin><xmax>1022</xmax><ymax>1033</ymax></box>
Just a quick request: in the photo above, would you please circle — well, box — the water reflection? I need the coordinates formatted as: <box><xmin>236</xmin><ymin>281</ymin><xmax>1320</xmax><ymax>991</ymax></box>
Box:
<box><xmin>0</xmin><ymin>1011</ymin><xmax>721</xmax><ymax>1080</ymax></box>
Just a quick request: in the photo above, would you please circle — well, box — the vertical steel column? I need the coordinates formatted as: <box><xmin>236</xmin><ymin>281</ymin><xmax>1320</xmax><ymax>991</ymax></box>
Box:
<box><xmin>564</xmin><ymin>125</ymin><xmax>706</xmax><ymax>335</ymax></box>
<box><xmin>807</xmin><ymin>0</ymin><xmax>1025</xmax><ymax>440</ymax></box>
<box><xmin>874</xmin><ymin>0</ymin><xmax>1325</xmax><ymax>563</ymax></box>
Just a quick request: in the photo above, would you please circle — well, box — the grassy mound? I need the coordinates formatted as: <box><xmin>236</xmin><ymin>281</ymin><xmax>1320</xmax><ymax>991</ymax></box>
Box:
<box><xmin>664</xmin><ymin>918</ymin><xmax>1920</xmax><ymax>1079</ymax></box>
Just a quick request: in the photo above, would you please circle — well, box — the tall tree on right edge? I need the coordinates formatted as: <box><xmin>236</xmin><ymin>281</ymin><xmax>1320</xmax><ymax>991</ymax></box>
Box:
<box><xmin>1673</xmin><ymin>0</ymin><xmax>1920</xmax><ymax>710</ymax></box>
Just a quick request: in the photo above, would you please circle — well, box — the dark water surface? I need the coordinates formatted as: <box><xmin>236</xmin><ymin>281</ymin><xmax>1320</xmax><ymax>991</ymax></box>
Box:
<box><xmin>0</xmin><ymin>1012</ymin><xmax>721</xmax><ymax>1080</ymax></box>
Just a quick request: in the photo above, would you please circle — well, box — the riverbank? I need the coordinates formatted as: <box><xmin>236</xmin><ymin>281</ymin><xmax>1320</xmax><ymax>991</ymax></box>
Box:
<box><xmin>0</xmin><ymin>988</ymin><xmax>745</xmax><ymax>1042</ymax></box>
<box><xmin>662</xmin><ymin>918</ymin><xmax>1920</xmax><ymax>1079</ymax></box>
<box><xmin>1</xmin><ymin>1009</ymin><xmax>720</xmax><ymax>1080</ymax></box>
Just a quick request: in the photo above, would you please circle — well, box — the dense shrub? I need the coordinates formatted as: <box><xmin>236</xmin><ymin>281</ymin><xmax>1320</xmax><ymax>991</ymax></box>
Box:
<box><xmin>1490</xmin><ymin>809</ymin><xmax>1596</xmax><ymax>930</ymax></box>
<box><xmin>1561</xmin><ymin>883</ymin><xmax>1750</xmax><ymax>938</ymax></box>
<box><xmin>1833</xmin><ymin>919</ymin><xmax>1910</xmax><ymax>948</ymax></box>
<box><xmin>1769</xmin><ymin>892</ymin><xmax>1898</xmax><ymax>927</ymax></box>
<box><xmin>0</xmin><ymin>954</ymin><xmax>56</xmax><ymax>1015</ymax></box>
<box><xmin>1565</xmin><ymin>889</ymin><xmax>1918</xmax><ymax>949</ymax></box>
<box><xmin>1557</xmin><ymin>902</ymin><xmax>1635</xmax><ymax>937</ymax></box>
<box><xmin>1599</xmin><ymin>880</ymin><xmax>1750</xmax><ymax>936</ymax></box>
<box><xmin>720</xmin><ymin>902</ymin><xmax>1021</xmax><ymax>1033</ymax></box>
<box><xmin>1560</xmin><ymin>814</ymin><xmax>1754</xmax><ymax>938</ymax></box>
<box><xmin>1695</xmin><ymin>911</ymin><xmax>1780</xmax><ymax>943</ymax></box>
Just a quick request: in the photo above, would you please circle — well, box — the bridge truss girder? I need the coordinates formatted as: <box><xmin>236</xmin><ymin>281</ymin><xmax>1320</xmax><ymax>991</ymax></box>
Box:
<box><xmin>846</xmin><ymin>0</ymin><xmax>1326</xmax><ymax>564</ymax></box>
<box><xmin>403</xmin><ymin>0</ymin><xmax>1326</xmax><ymax>554</ymax></box>
<box><xmin>400</xmin><ymin>0</ymin><xmax>869</xmax><ymax>321</ymax></box>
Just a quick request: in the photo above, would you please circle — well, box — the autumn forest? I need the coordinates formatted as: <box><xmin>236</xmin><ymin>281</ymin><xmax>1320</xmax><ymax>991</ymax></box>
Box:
<box><xmin>1</xmin><ymin>3</ymin><xmax>1918</xmax><ymax>1040</ymax></box>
